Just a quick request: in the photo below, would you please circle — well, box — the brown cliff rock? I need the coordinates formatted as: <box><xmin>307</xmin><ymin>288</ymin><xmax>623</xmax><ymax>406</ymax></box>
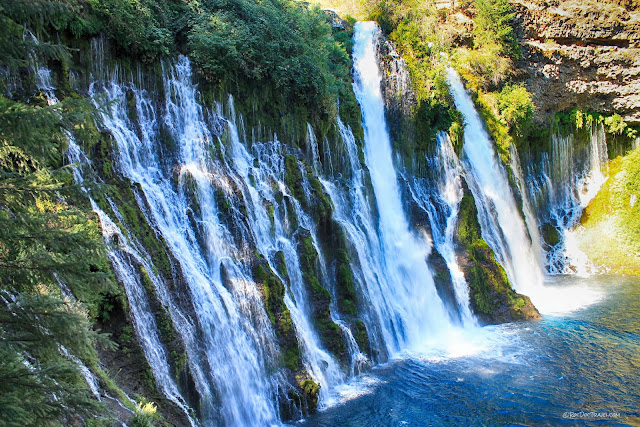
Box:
<box><xmin>512</xmin><ymin>0</ymin><xmax>640</xmax><ymax>124</ymax></box>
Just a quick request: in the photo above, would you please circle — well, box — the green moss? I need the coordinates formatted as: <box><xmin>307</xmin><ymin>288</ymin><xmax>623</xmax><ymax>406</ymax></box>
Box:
<box><xmin>253</xmin><ymin>256</ymin><xmax>304</xmax><ymax>372</ymax></box>
<box><xmin>456</xmin><ymin>186</ymin><xmax>539</xmax><ymax>322</ymax></box>
<box><xmin>457</xmin><ymin>193</ymin><xmax>482</xmax><ymax>246</ymax></box>
<box><xmin>297</xmin><ymin>230</ymin><xmax>346</xmax><ymax>361</ymax></box>
<box><xmin>284</xmin><ymin>346</ymin><xmax>301</xmax><ymax>371</ymax></box>
<box><xmin>352</xmin><ymin>319</ymin><xmax>370</xmax><ymax>356</ymax></box>
<box><xmin>577</xmin><ymin>146</ymin><xmax>640</xmax><ymax>274</ymax></box>
<box><xmin>280</xmin><ymin>309</ymin><xmax>294</xmax><ymax>335</ymax></box>
<box><xmin>309</xmin><ymin>175</ymin><xmax>333</xmax><ymax>221</ymax></box>
<box><xmin>284</xmin><ymin>196</ymin><xmax>299</xmax><ymax>231</ymax></box>
<box><xmin>102</xmin><ymin>160</ymin><xmax>113</xmax><ymax>178</ymax></box>
<box><xmin>275</xmin><ymin>250</ymin><xmax>289</xmax><ymax>280</ymax></box>
<box><xmin>253</xmin><ymin>263</ymin><xmax>286</xmax><ymax>325</ymax></box>
<box><xmin>266</xmin><ymin>201</ymin><xmax>275</xmax><ymax>228</ymax></box>
<box><xmin>215</xmin><ymin>188</ymin><xmax>232</xmax><ymax>211</ymax></box>
<box><xmin>541</xmin><ymin>223</ymin><xmax>560</xmax><ymax>247</ymax></box>
<box><xmin>336</xmin><ymin>251</ymin><xmax>357</xmax><ymax>316</ymax></box>
<box><xmin>284</xmin><ymin>155</ymin><xmax>307</xmax><ymax>208</ymax></box>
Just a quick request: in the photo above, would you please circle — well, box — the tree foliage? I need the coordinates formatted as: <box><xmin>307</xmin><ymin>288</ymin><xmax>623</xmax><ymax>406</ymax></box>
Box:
<box><xmin>473</xmin><ymin>0</ymin><xmax>518</xmax><ymax>58</ymax></box>
<box><xmin>0</xmin><ymin>12</ymin><xmax>117</xmax><ymax>418</ymax></box>
<box><xmin>496</xmin><ymin>84</ymin><xmax>534</xmax><ymax>137</ymax></box>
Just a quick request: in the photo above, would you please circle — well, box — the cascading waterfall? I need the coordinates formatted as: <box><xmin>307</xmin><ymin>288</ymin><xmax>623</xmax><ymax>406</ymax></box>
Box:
<box><xmin>92</xmin><ymin>198</ymin><xmax>196</xmax><ymax>424</ymax></box>
<box><xmin>446</xmin><ymin>68</ymin><xmax>605</xmax><ymax>314</ymax></box>
<box><xmin>509</xmin><ymin>146</ymin><xmax>545</xmax><ymax>273</ymax></box>
<box><xmin>221</xmin><ymin>99</ymin><xmax>348</xmax><ymax>406</ymax></box>
<box><xmin>351</xmin><ymin>22</ymin><xmax>453</xmax><ymax>354</ymax></box>
<box><xmin>33</xmin><ymin>69</ymin><xmax>146</xmax><ymax>411</ymax></box>
<box><xmin>66</xmin><ymin>126</ymin><xmax>195</xmax><ymax>424</ymax></box>
<box><xmin>524</xmin><ymin>126</ymin><xmax>608</xmax><ymax>275</ymax></box>
<box><xmin>405</xmin><ymin>132</ymin><xmax>476</xmax><ymax>327</ymax></box>
<box><xmin>90</xmin><ymin>57</ymin><xmax>281</xmax><ymax>425</ymax></box>
<box><xmin>34</xmin><ymin>62</ymin><xmax>198</xmax><ymax>420</ymax></box>
<box><xmin>320</xmin><ymin>118</ymin><xmax>399</xmax><ymax>359</ymax></box>
<box><xmin>445</xmin><ymin>68</ymin><xmax>545</xmax><ymax>300</ymax></box>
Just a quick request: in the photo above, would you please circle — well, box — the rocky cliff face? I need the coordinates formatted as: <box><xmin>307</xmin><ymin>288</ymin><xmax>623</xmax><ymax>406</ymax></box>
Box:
<box><xmin>513</xmin><ymin>0</ymin><xmax>640</xmax><ymax>124</ymax></box>
<box><xmin>375</xmin><ymin>32</ymin><xmax>418</xmax><ymax>121</ymax></box>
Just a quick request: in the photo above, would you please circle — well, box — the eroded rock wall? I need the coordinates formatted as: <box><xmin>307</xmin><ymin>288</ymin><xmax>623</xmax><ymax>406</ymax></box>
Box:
<box><xmin>513</xmin><ymin>0</ymin><xmax>640</xmax><ymax>124</ymax></box>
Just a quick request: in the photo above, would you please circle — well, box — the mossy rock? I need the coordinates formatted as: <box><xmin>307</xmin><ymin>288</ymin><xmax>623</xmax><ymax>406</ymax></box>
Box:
<box><xmin>456</xmin><ymin>182</ymin><xmax>540</xmax><ymax>323</ymax></box>
<box><xmin>298</xmin><ymin>378</ymin><xmax>320</xmax><ymax>413</ymax></box>
<box><xmin>252</xmin><ymin>255</ymin><xmax>303</xmax><ymax>373</ymax></box>
<box><xmin>541</xmin><ymin>223</ymin><xmax>561</xmax><ymax>247</ymax></box>
<box><xmin>297</xmin><ymin>229</ymin><xmax>347</xmax><ymax>362</ymax></box>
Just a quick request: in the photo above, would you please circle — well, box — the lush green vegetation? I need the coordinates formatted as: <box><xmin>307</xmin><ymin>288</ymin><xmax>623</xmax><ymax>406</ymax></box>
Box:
<box><xmin>456</xmin><ymin>190</ymin><xmax>539</xmax><ymax>322</ymax></box>
<box><xmin>577</xmin><ymin>145</ymin><xmax>640</xmax><ymax>275</ymax></box>
<box><xmin>1</xmin><ymin>0</ymin><xmax>361</xmax><ymax>134</ymax></box>
<box><xmin>455</xmin><ymin>0</ymin><xmax>519</xmax><ymax>91</ymax></box>
<box><xmin>0</xmin><ymin>88</ymin><xmax>118</xmax><ymax>426</ymax></box>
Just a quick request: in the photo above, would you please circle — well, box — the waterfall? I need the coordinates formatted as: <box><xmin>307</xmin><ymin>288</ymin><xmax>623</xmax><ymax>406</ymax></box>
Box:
<box><xmin>67</xmin><ymin>133</ymin><xmax>195</xmax><ymax>424</ymax></box>
<box><xmin>445</xmin><ymin>68</ymin><xmax>545</xmax><ymax>299</ymax></box>
<box><xmin>405</xmin><ymin>133</ymin><xmax>476</xmax><ymax>327</ymax></box>
<box><xmin>320</xmin><ymin>118</ymin><xmax>398</xmax><ymax>359</ymax></box>
<box><xmin>351</xmin><ymin>22</ymin><xmax>452</xmax><ymax>354</ymax></box>
<box><xmin>37</xmin><ymin>69</ymin><xmax>189</xmax><ymax>420</ymax></box>
<box><xmin>90</xmin><ymin>57</ymin><xmax>281</xmax><ymax>425</ymax></box>
<box><xmin>222</xmin><ymin>99</ymin><xmax>348</xmax><ymax>407</ymax></box>
<box><xmin>525</xmin><ymin>126</ymin><xmax>608</xmax><ymax>275</ymax></box>
<box><xmin>91</xmin><ymin>198</ymin><xmax>195</xmax><ymax>424</ymax></box>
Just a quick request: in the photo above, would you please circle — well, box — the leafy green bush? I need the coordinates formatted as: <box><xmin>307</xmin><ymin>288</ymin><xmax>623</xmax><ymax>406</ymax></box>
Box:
<box><xmin>455</xmin><ymin>43</ymin><xmax>512</xmax><ymax>91</ymax></box>
<box><xmin>188</xmin><ymin>0</ymin><xmax>352</xmax><ymax>116</ymax></box>
<box><xmin>473</xmin><ymin>0</ymin><xmax>519</xmax><ymax>59</ymax></box>
<box><xmin>496</xmin><ymin>84</ymin><xmax>534</xmax><ymax>137</ymax></box>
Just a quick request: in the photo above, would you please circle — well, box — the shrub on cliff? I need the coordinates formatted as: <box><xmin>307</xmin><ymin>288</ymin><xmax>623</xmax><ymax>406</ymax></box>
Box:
<box><xmin>496</xmin><ymin>84</ymin><xmax>534</xmax><ymax>137</ymax></box>
<box><xmin>473</xmin><ymin>0</ymin><xmax>518</xmax><ymax>59</ymax></box>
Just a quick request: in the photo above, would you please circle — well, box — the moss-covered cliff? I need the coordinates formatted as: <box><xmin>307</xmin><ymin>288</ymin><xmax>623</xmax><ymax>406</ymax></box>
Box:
<box><xmin>455</xmin><ymin>185</ymin><xmax>540</xmax><ymax>323</ymax></box>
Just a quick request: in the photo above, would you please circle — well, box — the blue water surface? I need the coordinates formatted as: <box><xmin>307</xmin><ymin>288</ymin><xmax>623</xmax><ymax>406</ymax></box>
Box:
<box><xmin>302</xmin><ymin>276</ymin><xmax>640</xmax><ymax>426</ymax></box>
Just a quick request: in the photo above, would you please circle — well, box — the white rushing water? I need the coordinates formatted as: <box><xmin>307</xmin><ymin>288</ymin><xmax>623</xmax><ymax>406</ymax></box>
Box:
<box><xmin>351</xmin><ymin>22</ymin><xmax>453</xmax><ymax>354</ymax></box>
<box><xmin>446</xmin><ymin>68</ymin><xmax>604</xmax><ymax>314</ymax></box>
<box><xmin>524</xmin><ymin>126</ymin><xmax>608</xmax><ymax>275</ymax></box>
<box><xmin>35</xmin><ymin>67</ymin><xmax>195</xmax><ymax>421</ymax></box>
<box><xmin>90</xmin><ymin>57</ymin><xmax>281</xmax><ymax>425</ymax></box>
<box><xmin>446</xmin><ymin>68</ymin><xmax>545</xmax><ymax>299</ymax></box>
<box><xmin>222</xmin><ymin>99</ymin><xmax>347</xmax><ymax>408</ymax></box>
<box><xmin>91</xmin><ymin>198</ymin><xmax>195</xmax><ymax>424</ymax></box>
<box><xmin>34</xmin><ymin>23</ymin><xmax>617</xmax><ymax>425</ymax></box>
<box><xmin>406</xmin><ymin>133</ymin><xmax>476</xmax><ymax>327</ymax></box>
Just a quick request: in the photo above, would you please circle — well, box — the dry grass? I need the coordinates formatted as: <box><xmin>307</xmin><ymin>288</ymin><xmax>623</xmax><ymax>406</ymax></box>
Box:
<box><xmin>307</xmin><ymin>0</ymin><xmax>369</xmax><ymax>20</ymax></box>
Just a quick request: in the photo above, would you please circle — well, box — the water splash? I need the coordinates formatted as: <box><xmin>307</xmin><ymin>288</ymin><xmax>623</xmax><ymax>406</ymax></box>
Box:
<box><xmin>352</xmin><ymin>22</ymin><xmax>453</xmax><ymax>354</ymax></box>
